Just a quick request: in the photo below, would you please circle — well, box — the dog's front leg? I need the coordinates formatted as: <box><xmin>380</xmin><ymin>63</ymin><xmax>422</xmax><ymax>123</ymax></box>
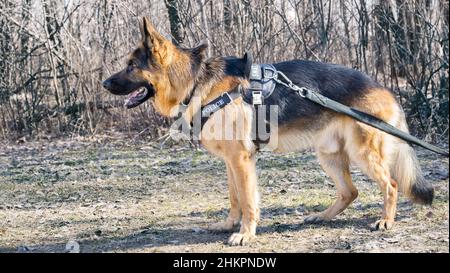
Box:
<box><xmin>226</xmin><ymin>152</ymin><xmax>259</xmax><ymax>246</ymax></box>
<box><xmin>208</xmin><ymin>163</ymin><xmax>241</xmax><ymax>232</ymax></box>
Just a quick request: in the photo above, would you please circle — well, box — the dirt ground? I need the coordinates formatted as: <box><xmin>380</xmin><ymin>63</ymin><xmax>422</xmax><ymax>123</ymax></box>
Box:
<box><xmin>0</xmin><ymin>134</ymin><xmax>448</xmax><ymax>253</ymax></box>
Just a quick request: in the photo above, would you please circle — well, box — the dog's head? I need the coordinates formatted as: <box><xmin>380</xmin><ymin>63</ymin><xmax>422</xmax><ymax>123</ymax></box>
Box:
<box><xmin>102</xmin><ymin>17</ymin><xmax>208</xmax><ymax>113</ymax></box>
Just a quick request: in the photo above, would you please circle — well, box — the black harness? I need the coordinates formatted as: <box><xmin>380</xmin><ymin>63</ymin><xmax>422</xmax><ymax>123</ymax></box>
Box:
<box><xmin>188</xmin><ymin>64</ymin><xmax>448</xmax><ymax>156</ymax></box>
<box><xmin>241</xmin><ymin>64</ymin><xmax>278</xmax><ymax>148</ymax></box>
<box><xmin>198</xmin><ymin>91</ymin><xmax>241</xmax><ymax>127</ymax></box>
<box><xmin>241</xmin><ymin>64</ymin><xmax>278</xmax><ymax>105</ymax></box>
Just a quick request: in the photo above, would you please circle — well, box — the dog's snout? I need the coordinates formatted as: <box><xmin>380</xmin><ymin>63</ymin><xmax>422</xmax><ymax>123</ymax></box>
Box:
<box><xmin>102</xmin><ymin>79</ymin><xmax>112</xmax><ymax>90</ymax></box>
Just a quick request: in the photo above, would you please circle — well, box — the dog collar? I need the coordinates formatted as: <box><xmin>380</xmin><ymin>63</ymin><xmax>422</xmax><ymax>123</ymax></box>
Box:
<box><xmin>182</xmin><ymin>84</ymin><xmax>197</xmax><ymax>106</ymax></box>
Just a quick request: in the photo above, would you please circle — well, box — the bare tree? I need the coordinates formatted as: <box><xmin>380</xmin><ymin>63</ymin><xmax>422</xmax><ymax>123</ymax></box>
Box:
<box><xmin>165</xmin><ymin>0</ymin><xmax>184</xmax><ymax>44</ymax></box>
<box><xmin>0</xmin><ymin>0</ymin><xmax>448</xmax><ymax>141</ymax></box>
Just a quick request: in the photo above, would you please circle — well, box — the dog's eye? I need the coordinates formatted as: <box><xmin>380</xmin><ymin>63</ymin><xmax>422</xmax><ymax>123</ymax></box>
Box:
<box><xmin>126</xmin><ymin>64</ymin><xmax>136</xmax><ymax>73</ymax></box>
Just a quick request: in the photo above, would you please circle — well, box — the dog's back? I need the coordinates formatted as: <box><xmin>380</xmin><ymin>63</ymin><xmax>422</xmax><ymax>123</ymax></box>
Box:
<box><xmin>266</xmin><ymin>60</ymin><xmax>384</xmax><ymax>125</ymax></box>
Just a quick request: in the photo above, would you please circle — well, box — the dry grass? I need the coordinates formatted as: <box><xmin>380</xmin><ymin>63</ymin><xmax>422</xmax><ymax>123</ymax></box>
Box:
<box><xmin>0</xmin><ymin>135</ymin><xmax>448</xmax><ymax>253</ymax></box>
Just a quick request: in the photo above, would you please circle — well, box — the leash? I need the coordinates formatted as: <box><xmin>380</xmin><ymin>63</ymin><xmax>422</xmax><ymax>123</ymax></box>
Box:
<box><xmin>269</xmin><ymin>68</ymin><xmax>449</xmax><ymax>156</ymax></box>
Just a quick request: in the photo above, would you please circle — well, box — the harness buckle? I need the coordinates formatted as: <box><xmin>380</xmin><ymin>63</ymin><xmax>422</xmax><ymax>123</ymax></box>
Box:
<box><xmin>262</xmin><ymin>67</ymin><xmax>277</xmax><ymax>80</ymax></box>
<box><xmin>249</xmin><ymin>65</ymin><xmax>262</xmax><ymax>80</ymax></box>
<box><xmin>222</xmin><ymin>92</ymin><xmax>233</xmax><ymax>103</ymax></box>
<box><xmin>252</xmin><ymin>91</ymin><xmax>263</xmax><ymax>105</ymax></box>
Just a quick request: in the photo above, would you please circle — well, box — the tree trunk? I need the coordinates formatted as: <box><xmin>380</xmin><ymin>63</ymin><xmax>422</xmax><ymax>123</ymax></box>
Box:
<box><xmin>164</xmin><ymin>0</ymin><xmax>184</xmax><ymax>45</ymax></box>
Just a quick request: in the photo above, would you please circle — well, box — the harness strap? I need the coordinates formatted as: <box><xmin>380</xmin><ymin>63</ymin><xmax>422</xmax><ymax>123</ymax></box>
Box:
<box><xmin>194</xmin><ymin>87</ymin><xmax>270</xmax><ymax>150</ymax></box>
<box><xmin>185</xmin><ymin>89</ymin><xmax>241</xmax><ymax>142</ymax></box>
<box><xmin>198</xmin><ymin>90</ymin><xmax>241</xmax><ymax>128</ymax></box>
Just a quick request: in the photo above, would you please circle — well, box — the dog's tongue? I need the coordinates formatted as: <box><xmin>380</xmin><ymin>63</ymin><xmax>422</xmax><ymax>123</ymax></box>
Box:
<box><xmin>125</xmin><ymin>88</ymin><xmax>150</xmax><ymax>109</ymax></box>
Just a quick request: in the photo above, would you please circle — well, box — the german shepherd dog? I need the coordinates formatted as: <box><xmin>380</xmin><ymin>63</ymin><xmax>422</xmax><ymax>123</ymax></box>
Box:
<box><xmin>103</xmin><ymin>18</ymin><xmax>434</xmax><ymax>246</ymax></box>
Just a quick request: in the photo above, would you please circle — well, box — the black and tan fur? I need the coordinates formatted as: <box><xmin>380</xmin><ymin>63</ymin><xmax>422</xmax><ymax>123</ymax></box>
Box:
<box><xmin>103</xmin><ymin>18</ymin><xmax>434</xmax><ymax>246</ymax></box>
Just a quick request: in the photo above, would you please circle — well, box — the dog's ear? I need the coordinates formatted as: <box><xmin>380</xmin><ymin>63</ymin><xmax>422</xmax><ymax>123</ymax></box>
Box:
<box><xmin>140</xmin><ymin>17</ymin><xmax>165</xmax><ymax>52</ymax></box>
<box><xmin>243</xmin><ymin>52</ymin><xmax>253</xmax><ymax>79</ymax></box>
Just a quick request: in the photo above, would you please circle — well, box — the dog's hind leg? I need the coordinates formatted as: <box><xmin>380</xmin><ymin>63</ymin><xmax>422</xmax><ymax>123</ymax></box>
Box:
<box><xmin>351</xmin><ymin>137</ymin><xmax>398</xmax><ymax>231</ymax></box>
<box><xmin>304</xmin><ymin>149</ymin><xmax>358</xmax><ymax>224</ymax></box>
<box><xmin>208</xmin><ymin>163</ymin><xmax>241</xmax><ymax>232</ymax></box>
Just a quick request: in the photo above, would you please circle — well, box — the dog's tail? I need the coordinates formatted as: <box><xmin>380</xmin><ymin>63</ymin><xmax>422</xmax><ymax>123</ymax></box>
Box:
<box><xmin>390</xmin><ymin>114</ymin><xmax>434</xmax><ymax>205</ymax></box>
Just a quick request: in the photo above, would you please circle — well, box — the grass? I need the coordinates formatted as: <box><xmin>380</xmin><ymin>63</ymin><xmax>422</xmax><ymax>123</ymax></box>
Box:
<box><xmin>0</xmin><ymin>136</ymin><xmax>448</xmax><ymax>253</ymax></box>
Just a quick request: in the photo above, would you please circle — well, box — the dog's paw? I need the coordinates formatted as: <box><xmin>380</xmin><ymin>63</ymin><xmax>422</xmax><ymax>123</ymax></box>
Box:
<box><xmin>303</xmin><ymin>214</ymin><xmax>330</xmax><ymax>224</ymax></box>
<box><xmin>227</xmin><ymin>232</ymin><xmax>255</xmax><ymax>246</ymax></box>
<box><xmin>208</xmin><ymin>221</ymin><xmax>237</xmax><ymax>233</ymax></box>
<box><xmin>370</xmin><ymin>219</ymin><xmax>394</xmax><ymax>231</ymax></box>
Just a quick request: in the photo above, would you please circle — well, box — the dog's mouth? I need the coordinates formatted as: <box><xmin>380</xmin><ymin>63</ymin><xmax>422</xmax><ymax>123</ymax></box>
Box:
<box><xmin>124</xmin><ymin>84</ymin><xmax>154</xmax><ymax>109</ymax></box>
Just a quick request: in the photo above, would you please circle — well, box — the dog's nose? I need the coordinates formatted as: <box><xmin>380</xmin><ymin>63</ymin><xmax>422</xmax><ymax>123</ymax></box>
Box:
<box><xmin>102</xmin><ymin>79</ymin><xmax>112</xmax><ymax>90</ymax></box>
